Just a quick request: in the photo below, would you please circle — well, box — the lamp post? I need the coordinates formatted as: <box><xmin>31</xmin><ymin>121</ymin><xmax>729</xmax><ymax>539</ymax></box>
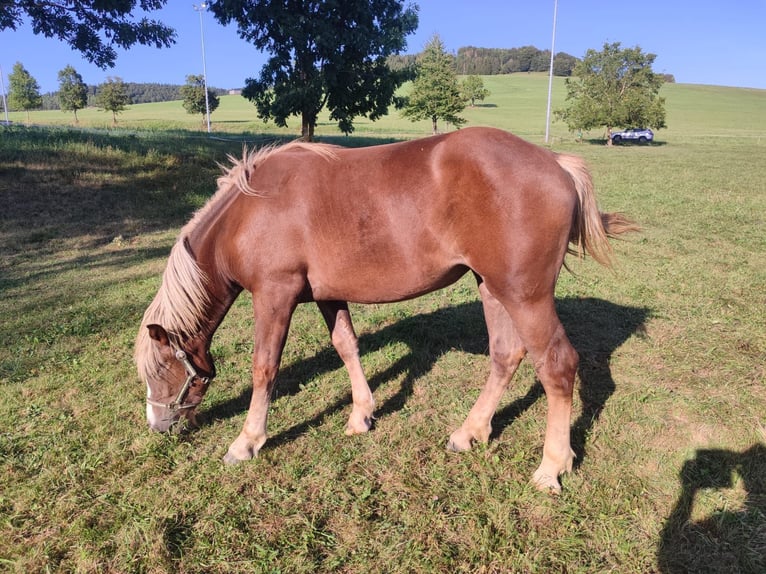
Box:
<box><xmin>0</xmin><ymin>64</ymin><xmax>9</xmax><ymax>125</ymax></box>
<box><xmin>193</xmin><ymin>2</ymin><xmax>211</xmax><ymax>133</ymax></box>
<box><xmin>545</xmin><ymin>0</ymin><xmax>559</xmax><ymax>144</ymax></box>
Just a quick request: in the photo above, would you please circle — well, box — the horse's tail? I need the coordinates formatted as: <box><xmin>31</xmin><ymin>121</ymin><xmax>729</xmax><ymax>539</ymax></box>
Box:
<box><xmin>556</xmin><ymin>153</ymin><xmax>640</xmax><ymax>267</ymax></box>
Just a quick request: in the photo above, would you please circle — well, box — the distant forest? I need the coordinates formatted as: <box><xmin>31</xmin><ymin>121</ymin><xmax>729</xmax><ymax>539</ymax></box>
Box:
<box><xmin>389</xmin><ymin>46</ymin><xmax>580</xmax><ymax>76</ymax></box>
<box><xmin>40</xmin><ymin>82</ymin><xmax>228</xmax><ymax>111</ymax></box>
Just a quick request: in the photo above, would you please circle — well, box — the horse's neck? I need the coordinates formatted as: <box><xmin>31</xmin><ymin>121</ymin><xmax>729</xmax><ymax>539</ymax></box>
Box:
<box><xmin>200</xmin><ymin>281</ymin><xmax>241</xmax><ymax>341</ymax></box>
<box><xmin>181</xmin><ymin>180</ymin><xmax>245</xmax><ymax>342</ymax></box>
<box><xmin>186</xmin><ymin>234</ymin><xmax>242</xmax><ymax>344</ymax></box>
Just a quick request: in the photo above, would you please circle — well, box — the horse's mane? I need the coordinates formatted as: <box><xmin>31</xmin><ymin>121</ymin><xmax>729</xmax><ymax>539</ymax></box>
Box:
<box><xmin>135</xmin><ymin>140</ymin><xmax>337</xmax><ymax>382</ymax></box>
<box><xmin>218</xmin><ymin>140</ymin><xmax>339</xmax><ymax>197</ymax></box>
<box><xmin>135</xmin><ymin>238</ymin><xmax>210</xmax><ymax>383</ymax></box>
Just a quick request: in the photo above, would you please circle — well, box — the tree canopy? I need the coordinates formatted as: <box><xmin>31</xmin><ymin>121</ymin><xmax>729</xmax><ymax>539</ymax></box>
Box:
<box><xmin>96</xmin><ymin>77</ymin><xmax>130</xmax><ymax>125</ymax></box>
<box><xmin>402</xmin><ymin>35</ymin><xmax>467</xmax><ymax>134</ymax></box>
<box><xmin>209</xmin><ymin>0</ymin><xmax>418</xmax><ymax>140</ymax></box>
<box><xmin>181</xmin><ymin>75</ymin><xmax>221</xmax><ymax>125</ymax></box>
<box><xmin>556</xmin><ymin>42</ymin><xmax>667</xmax><ymax>140</ymax></box>
<box><xmin>454</xmin><ymin>46</ymin><xmax>578</xmax><ymax>76</ymax></box>
<box><xmin>7</xmin><ymin>62</ymin><xmax>42</xmax><ymax>122</ymax></box>
<box><xmin>57</xmin><ymin>65</ymin><xmax>88</xmax><ymax>123</ymax></box>
<box><xmin>461</xmin><ymin>75</ymin><xmax>490</xmax><ymax>107</ymax></box>
<box><xmin>1</xmin><ymin>1</ymin><xmax>176</xmax><ymax>69</ymax></box>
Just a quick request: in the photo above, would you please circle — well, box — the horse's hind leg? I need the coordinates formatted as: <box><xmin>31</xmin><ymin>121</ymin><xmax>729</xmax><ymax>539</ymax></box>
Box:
<box><xmin>501</xmin><ymin>294</ymin><xmax>578</xmax><ymax>494</ymax></box>
<box><xmin>448</xmin><ymin>281</ymin><xmax>526</xmax><ymax>451</ymax></box>
<box><xmin>317</xmin><ymin>300</ymin><xmax>375</xmax><ymax>435</ymax></box>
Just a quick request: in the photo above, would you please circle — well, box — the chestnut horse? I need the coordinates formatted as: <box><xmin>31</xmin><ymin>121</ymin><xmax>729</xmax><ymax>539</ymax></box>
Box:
<box><xmin>135</xmin><ymin>127</ymin><xmax>636</xmax><ymax>493</ymax></box>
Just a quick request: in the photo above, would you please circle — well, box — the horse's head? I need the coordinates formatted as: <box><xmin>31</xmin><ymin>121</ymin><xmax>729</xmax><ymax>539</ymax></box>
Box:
<box><xmin>140</xmin><ymin>324</ymin><xmax>216</xmax><ymax>432</ymax></box>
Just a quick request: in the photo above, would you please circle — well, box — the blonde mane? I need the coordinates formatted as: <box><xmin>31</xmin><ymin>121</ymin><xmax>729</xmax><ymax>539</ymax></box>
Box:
<box><xmin>134</xmin><ymin>238</ymin><xmax>210</xmax><ymax>383</ymax></box>
<box><xmin>218</xmin><ymin>140</ymin><xmax>339</xmax><ymax>197</ymax></box>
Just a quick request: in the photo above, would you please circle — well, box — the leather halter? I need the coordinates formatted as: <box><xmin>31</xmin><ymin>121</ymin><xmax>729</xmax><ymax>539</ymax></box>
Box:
<box><xmin>146</xmin><ymin>348</ymin><xmax>211</xmax><ymax>413</ymax></box>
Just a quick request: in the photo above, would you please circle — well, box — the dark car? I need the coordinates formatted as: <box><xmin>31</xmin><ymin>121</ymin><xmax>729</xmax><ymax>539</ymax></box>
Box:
<box><xmin>611</xmin><ymin>127</ymin><xmax>654</xmax><ymax>144</ymax></box>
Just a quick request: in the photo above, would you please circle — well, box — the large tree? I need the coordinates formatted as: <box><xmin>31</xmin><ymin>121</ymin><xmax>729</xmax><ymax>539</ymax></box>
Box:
<box><xmin>181</xmin><ymin>74</ymin><xmax>220</xmax><ymax>126</ymax></box>
<box><xmin>402</xmin><ymin>35</ymin><xmax>467</xmax><ymax>134</ymax></box>
<box><xmin>209</xmin><ymin>0</ymin><xmax>418</xmax><ymax>141</ymax></box>
<box><xmin>7</xmin><ymin>62</ymin><xmax>42</xmax><ymax>122</ymax></box>
<box><xmin>58</xmin><ymin>65</ymin><xmax>88</xmax><ymax>123</ymax></box>
<box><xmin>96</xmin><ymin>77</ymin><xmax>130</xmax><ymax>125</ymax></box>
<box><xmin>1</xmin><ymin>1</ymin><xmax>176</xmax><ymax>69</ymax></box>
<box><xmin>556</xmin><ymin>42</ymin><xmax>667</xmax><ymax>143</ymax></box>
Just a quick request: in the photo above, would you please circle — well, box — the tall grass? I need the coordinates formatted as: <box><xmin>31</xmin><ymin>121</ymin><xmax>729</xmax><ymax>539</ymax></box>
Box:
<box><xmin>1</xmin><ymin>76</ymin><xmax>764</xmax><ymax>573</ymax></box>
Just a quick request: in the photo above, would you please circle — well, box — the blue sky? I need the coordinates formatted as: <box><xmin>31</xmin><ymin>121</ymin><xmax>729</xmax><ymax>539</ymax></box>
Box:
<box><xmin>2</xmin><ymin>1</ymin><xmax>765</xmax><ymax>93</ymax></box>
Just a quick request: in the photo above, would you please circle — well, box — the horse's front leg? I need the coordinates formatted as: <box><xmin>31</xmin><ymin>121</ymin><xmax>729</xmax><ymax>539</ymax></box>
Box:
<box><xmin>223</xmin><ymin>296</ymin><xmax>296</xmax><ymax>464</ymax></box>
<box><xmin>317</xmin><ymin>300</ymin><xmax>375</xmax><ymax>435</ymax></box>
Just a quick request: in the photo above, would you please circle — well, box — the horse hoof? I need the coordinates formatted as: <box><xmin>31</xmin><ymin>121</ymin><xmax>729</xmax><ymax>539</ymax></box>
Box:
<box><xmin>446</xmin><ymin>429</ymin><xmax>474</xmax><ymax>452</ymax></box>
<box><xmin>223</xmin><ymin>452</ymin><xmax>245</xmax><ymax>465</ymax></box>
<box><xmin>532</xmin><ymin>469</ymin><xmax>563</xmax><ymax>495</ymax></box>
<box><xmin>344</xmin><ymin>414</ymin><xmax>373</xmax><ymax>436</ymax></box>
<box><xmin>446</xmin><ymin>438</ymin><xmax>471</xmax><ymax>453</ymax></box>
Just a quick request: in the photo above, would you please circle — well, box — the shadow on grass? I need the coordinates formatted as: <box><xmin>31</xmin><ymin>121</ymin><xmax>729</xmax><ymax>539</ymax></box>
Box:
<box><xmin>0</xmin><ymin>126</ymin><xmax>409</xmax><ymax>250</ymax></box>
<box><xmin>205</xmin><ymin>297</ymin><xmax>649</xmax><ymax>468</ymax></box>
<box><xmin>657</xmin><ymin>445</ymin><xmax>766</xmax><ymax>574</ymax></box>
<box><xmin>580</xmin><ymin>138</ymin><xmax>668</xmax><ymax>147</ymax></box>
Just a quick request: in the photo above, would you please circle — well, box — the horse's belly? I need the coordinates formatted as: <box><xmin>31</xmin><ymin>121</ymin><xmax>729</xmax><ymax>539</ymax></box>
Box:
<box><xmin>308</xmin><ymin>262</ymin><xmax>469</xmax><ymax>304</ymax></box>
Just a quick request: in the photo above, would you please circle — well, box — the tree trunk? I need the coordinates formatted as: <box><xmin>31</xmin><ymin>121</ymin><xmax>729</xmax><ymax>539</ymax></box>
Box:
<box><xmin>301</xmin><ymin>111</ymin><xmax>315</xmax><ymax>142</ymax></box>
<box><xmin>606</xmin><ymin>126</ymin><xmax>613</xmax><ymax>146</ymax></box>
<box><xmin>432</xmin><ymin>116</ymin><xmax>438</xmax><ymax>135</ymax></box>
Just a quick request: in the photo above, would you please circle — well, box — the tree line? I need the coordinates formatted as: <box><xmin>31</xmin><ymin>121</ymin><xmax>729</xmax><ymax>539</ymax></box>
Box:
<box><xmin>391</xmin><ymin>46</ymin><xmax>579</xmax><ymax>77</ymax></box>
<box><xmin>33</xmin><ymin>82</ymin><xmax>227</xmax><ymax>111</ymax></box>
<box><xmin>3</xmin><ymin>62</ymin><xmax>225</xmax><ymax>126</ymax></box>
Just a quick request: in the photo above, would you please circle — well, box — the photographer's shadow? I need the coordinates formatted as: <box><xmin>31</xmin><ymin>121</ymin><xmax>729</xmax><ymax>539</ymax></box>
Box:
<box><xmin>658</xmin><ymin>445</ymin><xmax>766</xmax><ymax>573</ymax></box>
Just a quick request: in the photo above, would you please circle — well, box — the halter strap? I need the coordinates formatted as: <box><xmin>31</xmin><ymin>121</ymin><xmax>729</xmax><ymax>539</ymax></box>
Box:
<box><xmin>146</xmin><ymin>348</ymin><xmax>211</xmax><ymax>412</ymax></box>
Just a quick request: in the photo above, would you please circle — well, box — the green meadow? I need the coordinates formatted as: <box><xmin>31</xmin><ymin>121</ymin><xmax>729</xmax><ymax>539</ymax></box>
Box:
<box><xmin>1</xmin><ymin>75</ymin><xmax>765</xmax><ymax>573</ymax></box>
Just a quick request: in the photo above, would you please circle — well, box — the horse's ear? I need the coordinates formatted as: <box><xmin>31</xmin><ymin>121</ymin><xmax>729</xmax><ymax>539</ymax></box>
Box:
<box><xmin>147</xmin><ymin>324</ymin><xmax>170</xmax><ymax>346</ymax></box>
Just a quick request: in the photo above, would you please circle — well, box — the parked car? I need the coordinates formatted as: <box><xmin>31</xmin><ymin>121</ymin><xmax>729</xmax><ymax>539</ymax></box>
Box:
<box><xmin>611</xmin><ymin>127</ymin><xmax>653</xmax><ymax>144</ymax></box>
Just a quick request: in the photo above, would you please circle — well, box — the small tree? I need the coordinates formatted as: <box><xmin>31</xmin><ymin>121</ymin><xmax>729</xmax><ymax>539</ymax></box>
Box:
<box><xmin>58</xmin><ymin>65</ymin><xmax>88</xmax><ymax>123</ymax></box>
<box><xmin>402</xmin><ymin>35</ymin><xmax>467</xmax><ymax>134</ymax></box>
<box><xmin>556</xmin><ymin>42</ymin><xmax>666</xmax><ymax>144</ymax></box>
<box><xmin>7</xmin><ymin>62</ymin><xmax>42</xmax><ymax>123</ymax></box>
<box><xmin>180</xmin><ymin>75</ymin><xmax>220</xmax><ymax>126</ymax></box>
<box><xmin>461</xmin><ymin>75</ymin><xmax>490</xmax><ymax>107</ymax></box>
<box><xmin>96</xmin><ymin>77</ymin><xmax>130</xmax><ymax>125</ymax></box>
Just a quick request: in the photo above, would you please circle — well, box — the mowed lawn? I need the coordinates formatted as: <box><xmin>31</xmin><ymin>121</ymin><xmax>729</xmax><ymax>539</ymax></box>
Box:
<box><xmin>1</xmin><ymin>76</ymin><xmax>764</xmax><ymax>573</ymax></box>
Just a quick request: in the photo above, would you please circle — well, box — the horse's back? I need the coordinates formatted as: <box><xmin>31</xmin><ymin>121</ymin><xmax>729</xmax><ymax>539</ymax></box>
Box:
<box><xmin>222</xmin><ymin>128</ymin><xmax>577</xmax><ymax>303</ymax></box>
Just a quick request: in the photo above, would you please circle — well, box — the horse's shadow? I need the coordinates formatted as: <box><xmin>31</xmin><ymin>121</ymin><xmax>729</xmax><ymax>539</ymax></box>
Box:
<box><xmin>205</xmin><ymin>297</ymin><xmax>649</xmax><ymax>465</ymax></box>
<box><xmin>657</xmin><ymin>445</ymin><xmax>766</xmax><ymax>573</ymax></box>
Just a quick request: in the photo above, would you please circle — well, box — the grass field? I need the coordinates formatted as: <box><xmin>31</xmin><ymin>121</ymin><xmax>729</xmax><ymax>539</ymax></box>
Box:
<box><xmin>1</xmin><ymin>75</ymin><xmax>765</xmax><ymax>573</ymax></box>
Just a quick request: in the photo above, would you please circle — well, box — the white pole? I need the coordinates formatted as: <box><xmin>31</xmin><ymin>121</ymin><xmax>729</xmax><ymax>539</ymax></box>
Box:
<box><xmin>545</xmin><ymin>0</ymin><xmax>559</xmax><ymax>144</ymax></box>
<box><xmin>0</xmin><ymin>64</ymin><xmax>9</xmax><ymax>125</ymax></box>
<box><xmin>194</xmin><ymin>2</ymin><xmax>211</xmax><ymax>133</ymax></box>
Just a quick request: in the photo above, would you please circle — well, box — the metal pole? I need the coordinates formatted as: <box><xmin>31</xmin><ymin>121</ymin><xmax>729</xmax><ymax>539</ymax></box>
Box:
<box><xmin>0</xmin><ymin>64</ymin><xmax>9</xmax><ymax>125</ymax></box>
<box><xmin>545</xmin><ymin>0</ymin><xmax>559</xmax><ymax>144</ymax></box>
<box><xmin>194</xmin><ymin>2</ymin><xmax>211</xmax><ymax>133</ymax></box>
